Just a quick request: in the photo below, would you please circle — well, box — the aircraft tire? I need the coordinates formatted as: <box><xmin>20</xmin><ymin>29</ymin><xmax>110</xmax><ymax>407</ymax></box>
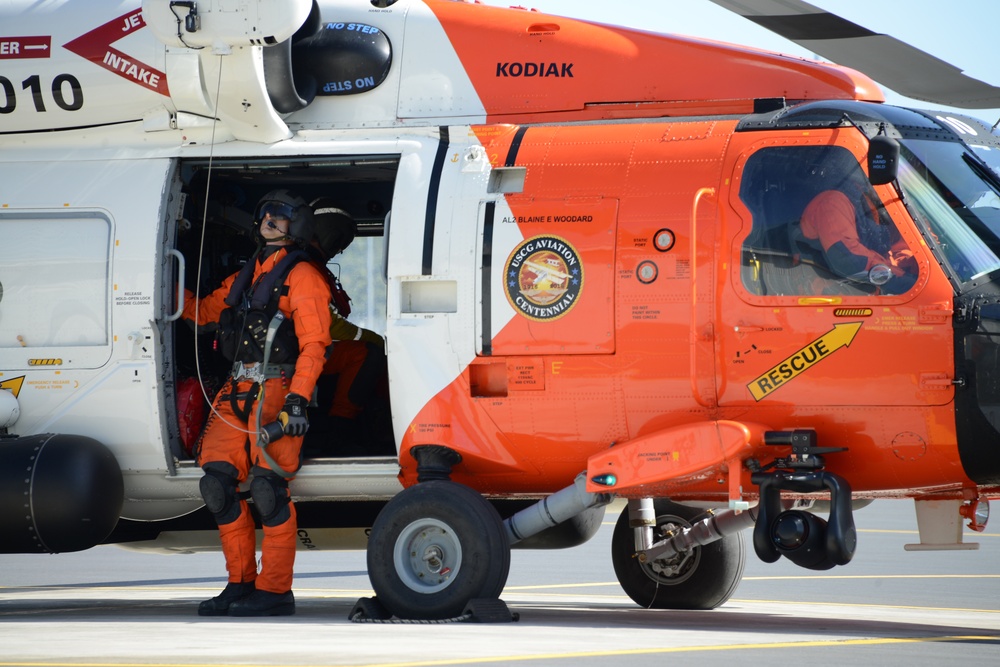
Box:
<box><xmin>366</xmin><ymin>480</ymin><xmax>511</xmax><ymax>620</ymax></box>
<box><xmin>611</xmin><ymin>499</ymin><xmax>746</xmax><ymax>610</ymax></box>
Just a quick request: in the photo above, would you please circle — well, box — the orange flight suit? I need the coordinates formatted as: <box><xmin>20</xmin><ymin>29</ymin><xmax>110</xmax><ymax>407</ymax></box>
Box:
<box><xmin>183</xmin><ymin>246</ymin><xmax>332</xmax><ymax>593</ymax></box>
<box><xmin>800</xmin><ymin>190</ymin><xmax>909</xmax><ymax>279</ymax></box>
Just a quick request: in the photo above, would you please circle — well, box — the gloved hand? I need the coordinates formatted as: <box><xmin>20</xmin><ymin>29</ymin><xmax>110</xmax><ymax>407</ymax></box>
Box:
<box><xmin>278</xmin><ymin>393</ymin><xmax>309</xmax><ymax>437</ymax></box>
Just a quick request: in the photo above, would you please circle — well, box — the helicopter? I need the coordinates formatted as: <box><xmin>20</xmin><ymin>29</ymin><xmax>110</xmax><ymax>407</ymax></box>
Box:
<box><xmin>0</xmin><ymin>0</ymin><xmax>997</xmax><ymax>621</ymax></box>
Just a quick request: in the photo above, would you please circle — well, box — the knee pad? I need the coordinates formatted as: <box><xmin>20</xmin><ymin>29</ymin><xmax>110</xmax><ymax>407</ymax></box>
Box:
<box><xmin>249</xmin><ymin>472</ymin><xmax>291</xmax><ymax>527</ymax></box>
<box><xmin>199</xmin><ymin>469</ymin><xmax>242</xmax><ymax>525</ymax></box>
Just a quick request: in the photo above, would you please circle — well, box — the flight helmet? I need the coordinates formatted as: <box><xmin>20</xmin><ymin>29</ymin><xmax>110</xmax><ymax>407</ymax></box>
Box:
<box><xmin>310</xmin><ymin>197</ymin><xmax>357</xmax><ymax>258</ymax></box>
<box><xmin>253</xmin><ymin>189</ymin><xmax>314</xmax><ymax>246</ymax></box>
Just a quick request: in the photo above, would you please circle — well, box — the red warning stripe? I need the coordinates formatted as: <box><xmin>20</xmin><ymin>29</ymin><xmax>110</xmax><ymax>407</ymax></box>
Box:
<box><xmin>63</xmin><ymin>9</ymin><xmax>169</xmax><ymax>97</ymax></box>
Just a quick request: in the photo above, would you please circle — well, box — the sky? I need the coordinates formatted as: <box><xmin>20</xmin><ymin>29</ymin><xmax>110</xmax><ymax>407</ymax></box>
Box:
<box><xmin>481</xmin><ymin>0</ymin><xmax>1000</xmax><ymax>127</ymax></box>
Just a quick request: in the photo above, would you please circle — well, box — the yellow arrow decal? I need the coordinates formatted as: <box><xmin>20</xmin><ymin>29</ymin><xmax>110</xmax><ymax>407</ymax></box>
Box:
<box><xmin>748</xmin><ymin>322</ymin><xmax>862</xmax><ymax>401</ymax></box>
<box><xmin>0</xmin><ymin>375</ymin><xmax>25</xmax><ymax>398</ymax></box>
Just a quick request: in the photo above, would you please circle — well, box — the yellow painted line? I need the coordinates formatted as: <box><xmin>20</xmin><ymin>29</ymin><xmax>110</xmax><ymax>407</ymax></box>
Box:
<box><xmin>503</xmin><ymin>590</ymin><xmax>1000</xmax><ymax>614</ymax></box>
<box><xmin>504</xmin><ymin>582</ymin><xmax>622</xmax><ymax>591</ymax></box>
<box><xmin>0</xmin><ymin>636</ymin><xmax>997</xmax><ymax>667</ymax></box>
<box><xmin>728</xmin><ymin>598</ymin><xmax>1000</xmax><ymax>614</ymax></box>
<box><xmin>859</xmin><ymin>528</ymin><xmax>999</xmax><ymax>537</ymax></box>
<box><xmin>0</xmin><ymin>584</ymin><xmax>375</xmax><ymax>600</ymax></box>
<box><xmin>859</xmin><ymin>528</ymin><xmax>921</xmax><ymax>534</ymax></box>
<box><xmin>741</xmin><ymin>573</ymin><xmax>1000</xmax><ymax>580</ymax></box>
<box><xmin>504</xmin><ymin>574</ymin><xmax>1000</xmax><ymax>591</ymax></box>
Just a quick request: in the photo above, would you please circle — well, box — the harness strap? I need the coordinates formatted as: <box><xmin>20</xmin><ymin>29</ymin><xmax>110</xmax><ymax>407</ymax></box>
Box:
<box><xmin>223</xmin><ymin>247</ymin><xmax>262</xmax><ymax>308</ymax></box>
<box><xmin>248</xmin><ymin>249</ymin><xmax>308</xmax><ymax>311</ymax></box>
<box><xmin>253</xmin><ymin>311</ymin><xmax>298</xmax><ymax>480</ymax></box>
<box><xmin>227</xmin><ymin>379</ymin><xmax>260</xmax><ymax>423</ymax></box>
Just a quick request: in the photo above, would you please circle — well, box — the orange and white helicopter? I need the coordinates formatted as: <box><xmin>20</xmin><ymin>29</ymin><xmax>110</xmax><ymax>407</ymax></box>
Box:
<box><xmin>1</xmin><ymin>0</ymin><xmax>999</xmax><ymax>621</ymax></box>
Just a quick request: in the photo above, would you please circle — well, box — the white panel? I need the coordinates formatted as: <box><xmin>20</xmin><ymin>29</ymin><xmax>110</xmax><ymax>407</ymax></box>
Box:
<box><xmin>397</xmin><ymin>2</ymin><xmax>486</xmax><ymax>120</ymax></box>
<box><xmin>142</xmin><ymin>0</ymin><xmax>313</xmax><ymax>49</ymax></box>
<box><xmin>0</xmin><ymin>156</ymin><xmax>173</xmax><ymax>479</ymax></box>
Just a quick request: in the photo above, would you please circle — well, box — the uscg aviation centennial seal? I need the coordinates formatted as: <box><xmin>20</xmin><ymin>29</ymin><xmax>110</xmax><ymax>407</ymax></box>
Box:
<box><xmin>504</xmin><ymin>235</ymin><xmax>583</xmax><ymax>321</ymax></box>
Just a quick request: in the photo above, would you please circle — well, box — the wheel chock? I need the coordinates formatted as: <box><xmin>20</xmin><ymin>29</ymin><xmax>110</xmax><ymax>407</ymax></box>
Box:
<box><xmin>348</xmin><ymin>596</ymin><xmax>392</xmax><ymax>621</ymax></box>
<box><xmin>461</xmin><ymin>598</ymin><xmax>519</xmax><ymax>623</ymax></box>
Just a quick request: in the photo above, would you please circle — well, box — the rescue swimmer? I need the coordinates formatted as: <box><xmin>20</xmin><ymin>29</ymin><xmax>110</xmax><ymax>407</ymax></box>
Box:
<box><xmin>181</xmin><ymin>190</ymin><xmax>333</xmax><ymax>617</ymax></box>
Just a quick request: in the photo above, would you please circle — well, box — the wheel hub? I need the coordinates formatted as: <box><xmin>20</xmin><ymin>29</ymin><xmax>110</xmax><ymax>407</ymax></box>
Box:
<box><xmin>393</xmin><ymin>518</ymin><xmax>463</xmax><ymax>594</ymax></box>
<box><xmin>643</xmin><ymin>519</ymin><xmax>701</xmax><ymax>584</ymax></box>
<box><xmin>422</xmin><ymin>545</ymin><xmax>446</xmax><ymax>574</ymax></box>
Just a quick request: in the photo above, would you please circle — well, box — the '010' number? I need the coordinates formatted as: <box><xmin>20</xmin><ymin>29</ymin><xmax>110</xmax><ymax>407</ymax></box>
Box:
<box><xmin>0</xmin><ymin>74</ymin><xmax>84</xmax><ymax>114</ymax></box>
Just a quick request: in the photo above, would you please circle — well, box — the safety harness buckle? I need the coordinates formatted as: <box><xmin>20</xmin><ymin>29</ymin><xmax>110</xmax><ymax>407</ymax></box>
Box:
<box><xmin>232</xmin><ymin>361</ymin><xmax>267</xmax><ymax>384</ymax></box>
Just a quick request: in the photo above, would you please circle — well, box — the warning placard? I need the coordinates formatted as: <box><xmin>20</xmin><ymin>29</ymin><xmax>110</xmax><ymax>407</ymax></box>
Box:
<box><xmin>63</xmin><ymin>11</ymin><xmax>169</xmax><ymax>96</ymax></box>
<box><xmin>0</xmin><ymin>36</ymin><xmax>51</xmax><ymax>59</ymax></box>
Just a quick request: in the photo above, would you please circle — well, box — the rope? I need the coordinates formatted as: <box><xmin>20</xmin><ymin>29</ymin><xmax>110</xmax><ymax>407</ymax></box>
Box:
<box><xmin>348</xmin><ymin>612</ymin><xmax>475</xmax><ymax>625</ymax></box>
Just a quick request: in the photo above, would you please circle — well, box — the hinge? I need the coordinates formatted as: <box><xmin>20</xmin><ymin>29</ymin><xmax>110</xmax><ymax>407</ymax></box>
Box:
<box><xmin>918</xmin><ymin>303</ymin><xmax>953</xmax><ymax>325</ymax></box>
<box><xmin>920</xmin><ymin>373</ymin><xmax>958</xmax><ymax>389</ymax></box>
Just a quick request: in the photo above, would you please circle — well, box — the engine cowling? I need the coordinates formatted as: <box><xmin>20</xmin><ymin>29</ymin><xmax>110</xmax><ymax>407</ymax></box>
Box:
<box><xmin>0</xmin><ymin>433</ymin><xmax>124</xmax><ymax>554</ymax></box>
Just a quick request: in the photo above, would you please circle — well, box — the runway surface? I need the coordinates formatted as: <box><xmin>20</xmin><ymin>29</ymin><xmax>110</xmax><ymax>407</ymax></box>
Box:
<box><xmin>1</xmin><ymin>499</ymin><xmax>997</xmax><ymax>666</ymax></box>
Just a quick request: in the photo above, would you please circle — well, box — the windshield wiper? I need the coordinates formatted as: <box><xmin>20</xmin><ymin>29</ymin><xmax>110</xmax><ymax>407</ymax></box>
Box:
<box><xmin>963</xmin><ymin>152</ymin><xmax>1000</xmax><ymax>196</ymax></box>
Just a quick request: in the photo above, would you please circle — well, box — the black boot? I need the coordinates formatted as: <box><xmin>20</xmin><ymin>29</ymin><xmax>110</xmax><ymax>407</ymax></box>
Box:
<box><xmin>228</xmin><ymin>589</ymin><xmax>296</xmax><ymax>617</ymax></box>
<box><xmin>198</xmin><ymin>581</ymin><xmax>255</xmax><ymax>616</ymax></box>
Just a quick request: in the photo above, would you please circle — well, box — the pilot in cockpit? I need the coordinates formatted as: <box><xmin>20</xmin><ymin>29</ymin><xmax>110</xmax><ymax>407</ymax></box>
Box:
<box><xmin>795</xmin><ymin>156</ymin><xmax>918</xmax><ymax>294</ymax></box>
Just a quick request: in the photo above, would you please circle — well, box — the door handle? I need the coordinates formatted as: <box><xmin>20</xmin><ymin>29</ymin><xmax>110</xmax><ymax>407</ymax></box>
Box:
<box><xmin>164</xmin><ymin>249</ymin><xmax>186</xmax><ymax>322</ymax></box>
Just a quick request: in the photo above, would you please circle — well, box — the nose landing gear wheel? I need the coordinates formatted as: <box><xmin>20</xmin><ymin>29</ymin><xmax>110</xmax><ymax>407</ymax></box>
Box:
<box><xmin>367</xmin><ymin>480</ymin><xmax>511</xmax><ymax>620</ymax></box>
<box><xmin>611</xmin><ymin>499</ymin><xmax>746</xmax><ymax>609</ymax></box>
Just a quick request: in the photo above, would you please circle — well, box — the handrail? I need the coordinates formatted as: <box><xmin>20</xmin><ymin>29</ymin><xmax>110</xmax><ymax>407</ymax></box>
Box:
<box><xmin>164</xmin><ymin>249</ymin><xmax>186</xmax><ymax>322</ymax></box>
<box><xmin>690</xmin><ymin>187</ymin><xmax>716</xmax><ymax>408</ymax></box>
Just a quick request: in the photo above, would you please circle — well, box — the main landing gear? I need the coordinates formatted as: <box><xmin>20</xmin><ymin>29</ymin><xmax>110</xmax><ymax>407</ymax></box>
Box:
<box><xmin>609</xmin><ymin>429</ymin><xmax>857</xmax><ymax>608</ymax></box>
<box><xmin>365</xmin><ymin>447</ymin><xmax>612</xmax><ymax>621</ymax></box>
<box><xmin>366</xmin><ymin>479</ymin><xmax>511</xmax><ymax>620</ymax></box>
<box><xmin>611</xmin><ymin>499</ymin><xmax>747</xmax><ymax>609</ymax></box>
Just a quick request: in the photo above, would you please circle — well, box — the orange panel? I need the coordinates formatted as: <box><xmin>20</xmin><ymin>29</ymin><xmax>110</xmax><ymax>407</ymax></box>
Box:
<box><xmin>586</xmin><ymin>420</ymin><xmax>768</xmax><ymax>497</ymax></box>
<box><xmin>400</xmin><ymin>117</ymin><xmax>974</xmax><ymax>499</ymax></box>
<box><xmin>491</xmin><ymin>198</ymin><xmax>618</xmax><ymax>356</ymax></box>
<box><xmin>427</xmin><ymin>0</ymin><xmax>883</xmax><ymax>122</ymax></box>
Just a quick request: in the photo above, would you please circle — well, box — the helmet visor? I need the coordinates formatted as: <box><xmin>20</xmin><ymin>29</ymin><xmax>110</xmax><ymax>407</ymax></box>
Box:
<box><xmin>259</xmin><ymin>201</ymin><xmax>294</xmax><ymax>222</ymax></box>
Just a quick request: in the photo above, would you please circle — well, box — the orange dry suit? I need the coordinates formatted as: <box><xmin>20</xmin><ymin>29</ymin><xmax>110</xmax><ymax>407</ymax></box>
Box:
<box><xmin>182</xmin><ymin>246</ymin><xmax>332</xmax><ymax>594</ymax></box>
<box><xmin>799</xmin><ymin>190</ymin><xmax>916</xmax><ymax>293</ymax></box>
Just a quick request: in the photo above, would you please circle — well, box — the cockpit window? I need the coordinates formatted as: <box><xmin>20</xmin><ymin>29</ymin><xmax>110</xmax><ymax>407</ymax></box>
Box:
<box><xmin>739</xmin><ymin>145</ymin><xmax>916</xmax><ymax>297</ymax></box>
<box><xmin>896</xmin><ymin>139</ymin><xmax>1000</xmax><ymax>284</ymax></box>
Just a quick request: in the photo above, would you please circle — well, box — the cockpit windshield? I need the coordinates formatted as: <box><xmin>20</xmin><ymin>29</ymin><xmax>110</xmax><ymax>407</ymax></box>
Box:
<box><xmin>896</xmin><ymin>138</ymin><xmax>1000</xmax><ymax>285</ymax></box>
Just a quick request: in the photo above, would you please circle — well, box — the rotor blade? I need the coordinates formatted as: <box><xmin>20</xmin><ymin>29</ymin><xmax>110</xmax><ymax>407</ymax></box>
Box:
<box><xmin>708</xmin><ymin>0</ymin><xmax>1000</xmax><ymax>109</ymax></box>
